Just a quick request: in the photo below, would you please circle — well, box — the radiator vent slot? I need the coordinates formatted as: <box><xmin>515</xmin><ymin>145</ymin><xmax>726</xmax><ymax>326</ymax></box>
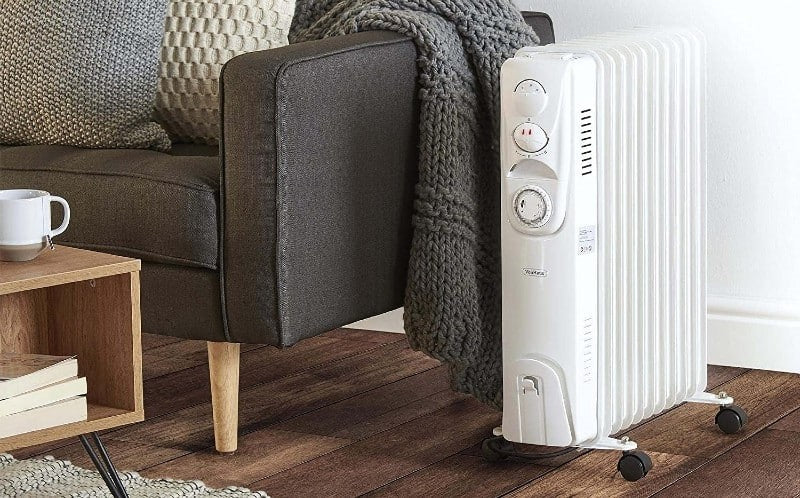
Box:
<box><xmin>580</xmin><ymin>109</ymin><xmax>593</xmax><ymax>176</ymax></box>
<box><xmin>583</xmin><ymin>317</ymin><xmax>594</xmax><ymax>384</ymax></box>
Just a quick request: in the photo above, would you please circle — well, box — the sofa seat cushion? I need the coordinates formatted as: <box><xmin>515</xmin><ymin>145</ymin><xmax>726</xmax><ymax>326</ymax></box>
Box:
<box><xmin>0</xmin><ymin>145</ymin><xmax>219</xmax><ymax>269</ymax></box>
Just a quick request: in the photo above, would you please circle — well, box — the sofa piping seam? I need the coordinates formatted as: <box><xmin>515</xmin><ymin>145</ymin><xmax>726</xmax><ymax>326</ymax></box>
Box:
<box><xmin>61</xmin><ymin>241</ymin><xmax>217</xmax><ymax>270</ymax></box>
<box><xmin>0</xmin><ymin>166</ymin><xmax>218</xmax><ymax>194</ymax></box>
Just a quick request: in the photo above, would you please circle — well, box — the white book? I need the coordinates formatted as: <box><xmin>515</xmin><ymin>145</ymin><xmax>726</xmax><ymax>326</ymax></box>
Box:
<box><xmin>0</xmin><ymin>354</ymin><xmax>78</xmax><ymax>400</ymax></box>
<box><xmin>0</xmin><ymin>396</ymin><xmax>87</xmax><ymax>439</ymax></box>
<box><xmin>0</xmin><ymin>377</ymin><xmax>87</xmax><ymax>417</ymax></box>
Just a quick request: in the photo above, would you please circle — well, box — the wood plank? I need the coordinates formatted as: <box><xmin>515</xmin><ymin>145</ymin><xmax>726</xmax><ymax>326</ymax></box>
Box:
<box><xmin>771</xmin><ymin>407</ymin><xmax>800</xmax><ymax>433</ymax></box>
<box><xmin>250</xmin><ymin>398</ymin><xmax>501</xmax><ymax>497</ymax></box>
<box><xmin>142</xmin><ymin>353</ymin><xmax>205</xmax><ymax>380</ymax></box>
<box><xmin>15</xmin><ymin>438</ymin><xmax>190</xmax><ymax>472</ymax></box>
<box><xmin>274</xmin><ymin>366</ymin><xmax>453</xmax><ymax>437</ymax></box>
<box><xmin>366</xmin><ymin>454</ymin><xmax>550</xmax><ymax>498</ymax></box>
<box><xmin>707</xmin><ymin>364</ymin><xmax>749</xmax><ymax>388</ymax></box>
<box><xmin>626</xmin><ymin>370</ymin><xmax>800</xmax><ymax>459</ymax></box>
<box><xmin>505</xmin><ymin>450</ymin><xmax>705</xmax><ymax>497</ymax></box>
<box><xmin>141</xmin><ymin>340</ymin><xmax>262</xmax><ymax>380</ymax></box>
<box><xmin>328</xmin><ymin>390</ymin><xmax>466</xmax><ymax>442</ymax></box>
<box><xmin>110</xmin><ymin>342</ymin><xmax>440</xmax><ymax>450</ymax></box>
<box><xmin>459</xmin><ymin>441</ymin><xmax>590</xmax><ymax>468</ymax></box>
<box><xmin>145</xmin><ymin>337</ymin><xmax>263</xmax><ymax>360</ymax></box>
<box><xmin>655</xmin><ymin>429</ymin><xmax>800</xmax><ymax>497</ymax></box>
<box><xmin>7</xmin><ymin>437</ymin><xmax>77</xmax><ymax>461</ymax></box>
<box><xmin>0</xmin><ymin>245</ymin><xmax>139</xmax><ymax>294</ymax></box>
<box><xmin>322</xmin><ymin>328</ymin><xmax>407</xmax><ymax>344</ymax></box>
<box><xmin>140</xmin><ymin>429</ymin><xmax>350</xmax><ymax>489</ymax></box>
<box><xmin>142</xmin><ymin>335</ymin><xmax>391</xmax><ymax>419</ymax></box>
<box><xmin>141</xmin><ymin>333</ymin><xmax>186</xmax><ymax>351</ymax></box>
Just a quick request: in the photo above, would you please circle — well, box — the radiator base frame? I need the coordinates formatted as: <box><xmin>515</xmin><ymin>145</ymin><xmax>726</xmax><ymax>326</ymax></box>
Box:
<box><xmin>485</xmin><ymin>391</ymin><xmax>746</xmax><ymax>482</ymax></box>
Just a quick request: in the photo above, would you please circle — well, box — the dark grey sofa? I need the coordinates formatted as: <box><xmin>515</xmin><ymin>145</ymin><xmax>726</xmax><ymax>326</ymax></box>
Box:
<box><xmin>0</xmin><ymin>13</ymin><xmax>553</xmax><ymax>453</ymax></box>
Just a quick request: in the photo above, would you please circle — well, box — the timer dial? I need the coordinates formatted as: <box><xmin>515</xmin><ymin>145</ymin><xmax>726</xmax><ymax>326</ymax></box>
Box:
<box><xmin>514</xmin><ymin>186</ymin><xmax>552</xmax><ymax>228</ymax></box>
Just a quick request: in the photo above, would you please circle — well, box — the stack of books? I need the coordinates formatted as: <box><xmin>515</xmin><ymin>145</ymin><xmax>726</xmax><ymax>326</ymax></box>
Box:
<box><xmin>0</xmin><ymin>353</ymin><xmax>87</xmax><ymax>438</ymax></box>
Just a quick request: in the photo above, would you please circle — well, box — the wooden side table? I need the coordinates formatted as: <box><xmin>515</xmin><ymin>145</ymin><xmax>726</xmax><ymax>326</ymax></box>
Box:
<box><xmin>0</xmin><ymin>246</ymin><xmax>143</xmax><ymax>497</ymax></box>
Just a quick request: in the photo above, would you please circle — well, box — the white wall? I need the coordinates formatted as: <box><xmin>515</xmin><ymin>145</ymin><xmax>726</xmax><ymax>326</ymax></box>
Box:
<box><xmin>352</xmin><ymin>1</ymin><xmax>800</xmax><ymax>372</ymax></box>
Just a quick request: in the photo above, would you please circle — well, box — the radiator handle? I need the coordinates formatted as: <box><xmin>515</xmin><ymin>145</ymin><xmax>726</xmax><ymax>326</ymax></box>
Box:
<box><xmin>503</xmin><ymin>358</ymin><xmax>573</xmax><ymax>446</ymax></box>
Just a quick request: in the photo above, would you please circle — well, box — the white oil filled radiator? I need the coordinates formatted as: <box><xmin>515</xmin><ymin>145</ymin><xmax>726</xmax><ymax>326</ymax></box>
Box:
<box><xmin>485</xmin><ymin>27</ymin><xmax>748</xmax><ymax>481</ymax></box>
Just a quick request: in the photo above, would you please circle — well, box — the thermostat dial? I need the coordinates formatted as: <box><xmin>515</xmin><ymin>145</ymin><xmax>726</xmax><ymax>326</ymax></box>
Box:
<box><xmin>513</xmin><ymin>79</ymin><xmax>548</xmax><ymax>116</ymax></box>
<box><xmin>513</xmin><ymin>186</ymin><xmax>552</xmax><ymax>228</ymax></box>
<box><xmin>513</xmin><ymin>123</ymin><xmax>549</xmax><ymax>153</ymax></box>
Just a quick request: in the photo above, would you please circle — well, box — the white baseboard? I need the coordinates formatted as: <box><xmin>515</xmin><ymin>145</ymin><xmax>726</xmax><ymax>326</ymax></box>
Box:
<box><xmin>708</xmin><ymin>295</ymin><xmax>800</xmax><ymax>373</ymax></box>
<box><xmin>345</xmin><ymin>297</ymin><xmax>800</xmax><ymax>373</ymax></box>
<box><xmin>344</xmin><ymin>308</ymin><xmax>405</xmax><ymax>333</ymax></box>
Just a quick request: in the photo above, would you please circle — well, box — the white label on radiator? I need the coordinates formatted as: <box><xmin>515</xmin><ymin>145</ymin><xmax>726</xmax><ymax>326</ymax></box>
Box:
<box><xmin>523</xmin><ymin>268</ymin><xmax>548</xmax><ymax>277</ymax></box>
<box><xmin>578</xmin><ymin>225</ymin><xmax>596</xmax><ymax>255</ymax></box>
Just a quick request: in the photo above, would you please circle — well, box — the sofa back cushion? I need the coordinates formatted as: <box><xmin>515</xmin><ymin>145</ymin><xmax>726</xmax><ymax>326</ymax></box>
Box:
<box><xmin>0</xmin><ymin>0</ymin><xmax>171</xmax><ymax>151</ymax></box>
<box><xmin>155</xmin><ymin>0</ymin><xmax>295</xmax><ymax>145</ymax></box>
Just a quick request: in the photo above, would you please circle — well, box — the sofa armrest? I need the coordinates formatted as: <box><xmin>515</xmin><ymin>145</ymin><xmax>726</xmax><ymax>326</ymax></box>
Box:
<box><xmin>220</xmin><ymin>31</ymin><xmax>419</xmax><ymax>345</ymax></box>
<box><xmin>522</xmin><ymin>11</ymin><xmax>555</xmax><ymax>44</ymax></box>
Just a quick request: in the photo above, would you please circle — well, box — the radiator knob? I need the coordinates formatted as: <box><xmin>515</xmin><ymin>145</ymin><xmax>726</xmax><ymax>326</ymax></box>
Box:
<box><xmin>513</xmin><ymin>123</ymin><xmax>549</xmax><ymax>153</ymax></box>
<box><xmin>514</xmin><ymin>79</ymin><xmax>548</xmax><ymax>116</ymax></box>
<box><xmin>513</xmin><ymin>186</ymin><xmax>552</xmax><ymax>228</ymax></box>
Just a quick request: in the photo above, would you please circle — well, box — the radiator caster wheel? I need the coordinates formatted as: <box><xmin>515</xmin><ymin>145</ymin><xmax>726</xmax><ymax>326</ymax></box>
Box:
<box><xmin>481</xmin><ymin>436</ymin><xmax>513</xmax><ymax>462</ymax></box>
<box><xmin>617</xmin><ymin>450</ymin><xmax>653</xmax><ymax>482</ymax></box>
<box><xmin>716</xmin><ymin>404</ymin><xmax>748</xmax><ymax>434</ymax></box>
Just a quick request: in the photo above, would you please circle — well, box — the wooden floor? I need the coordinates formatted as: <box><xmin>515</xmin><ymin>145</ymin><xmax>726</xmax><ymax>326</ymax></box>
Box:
<box><xmin>12</xmin><ymin>329</ymin><xmax>800</xmax><ymax>497</ymax></box>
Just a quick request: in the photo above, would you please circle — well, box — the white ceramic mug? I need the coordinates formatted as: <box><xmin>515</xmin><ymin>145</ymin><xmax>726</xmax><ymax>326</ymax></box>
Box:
<box><xmin>0</xmin><ymin>189</ymin><xmax>70</xmax><ymax>262</ymax></box>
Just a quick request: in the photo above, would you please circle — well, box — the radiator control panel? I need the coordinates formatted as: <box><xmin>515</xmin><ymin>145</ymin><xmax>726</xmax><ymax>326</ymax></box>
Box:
<box><xmin>501</xmin><ymin>51</ymin><xmax>600</xmax><ymax>447</ymax></box>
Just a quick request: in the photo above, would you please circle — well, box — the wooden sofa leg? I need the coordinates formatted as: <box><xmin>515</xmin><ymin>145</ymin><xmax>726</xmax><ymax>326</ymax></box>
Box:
<box><xmin>207</xmin><ymin>341</ymin><xmax>240</xmax><ymax>454</ymax></box>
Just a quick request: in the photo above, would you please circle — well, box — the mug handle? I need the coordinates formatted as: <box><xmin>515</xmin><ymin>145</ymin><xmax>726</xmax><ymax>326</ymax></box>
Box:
<box><xmin>49</xmin><ymin>196</ymin><xmax>70</xmax><ymax>237</ymax></box>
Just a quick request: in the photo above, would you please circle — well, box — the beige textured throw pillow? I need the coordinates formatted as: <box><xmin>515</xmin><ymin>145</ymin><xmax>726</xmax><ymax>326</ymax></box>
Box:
<box><xmin>155</xmin><ymin>0</ymin><xmax>296</xmax><ymax>145</ymax></box>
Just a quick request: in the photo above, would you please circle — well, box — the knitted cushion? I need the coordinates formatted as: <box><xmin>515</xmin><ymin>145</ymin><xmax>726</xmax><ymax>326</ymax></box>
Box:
<box><xmin>155</xmin><ymin>0</ymin><xmax>296</xmax><ymax>145</ymax></box>
<box><xmin>0</xmin><ymin>0</ymin><xmax>171</xmax><ymax>151</ymax></box>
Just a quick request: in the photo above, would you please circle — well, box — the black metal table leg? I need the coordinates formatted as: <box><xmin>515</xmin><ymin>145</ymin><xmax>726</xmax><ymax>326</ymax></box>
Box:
<box><xmin>79</xmin><ymin>432</ymin><xmax>128</xmax><ymax>498</ymax></box>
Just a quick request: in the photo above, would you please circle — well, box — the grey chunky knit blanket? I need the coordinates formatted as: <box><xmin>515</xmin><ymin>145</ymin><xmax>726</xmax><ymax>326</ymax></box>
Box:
<box><xmin>290</xmin><ymin>0</ymin><xmax>538</xmax><ymax>408</ymax></box>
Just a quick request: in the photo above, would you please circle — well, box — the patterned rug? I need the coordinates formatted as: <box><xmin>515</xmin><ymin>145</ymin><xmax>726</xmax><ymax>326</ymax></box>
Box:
<box><xmin>0</xmin><ymin>454</ymin><xmax>269</xmax><ymax>497</ymax></box>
